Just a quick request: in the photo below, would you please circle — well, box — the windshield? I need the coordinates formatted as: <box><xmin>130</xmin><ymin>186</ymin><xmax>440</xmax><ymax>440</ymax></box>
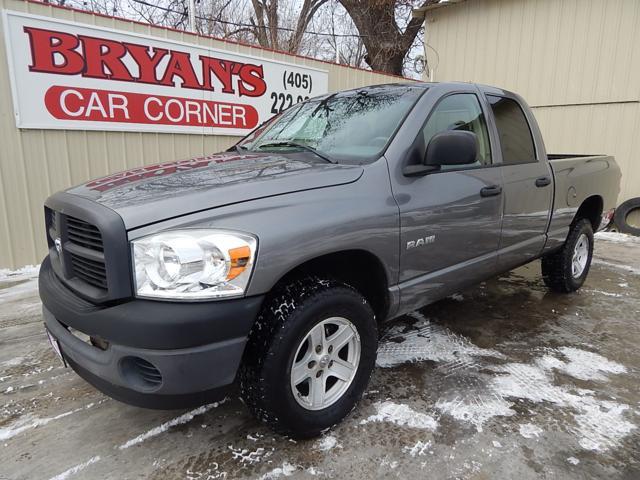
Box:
<box><xmin>237</xmin><ymin>85</ymin><xmax>425</xmax><ymax>163</ymax></box>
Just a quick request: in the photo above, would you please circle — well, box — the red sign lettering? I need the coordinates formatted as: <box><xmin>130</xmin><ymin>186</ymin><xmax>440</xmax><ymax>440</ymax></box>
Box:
<box><xmin>44</xmin><ymin>86</ymin><xmax>259</xmax><ymax>129</ymax></box>
<box><xmin>24</xmin><ymin>27</ymin><xmax>268</xmax><ymax>97</ymax></box>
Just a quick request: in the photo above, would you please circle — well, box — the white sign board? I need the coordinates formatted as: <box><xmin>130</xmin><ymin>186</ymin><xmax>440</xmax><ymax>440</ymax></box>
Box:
<box><xmin>2</xmin><ymin>10</ymin><xmax>329</xmax><ymax>135</ymax></box>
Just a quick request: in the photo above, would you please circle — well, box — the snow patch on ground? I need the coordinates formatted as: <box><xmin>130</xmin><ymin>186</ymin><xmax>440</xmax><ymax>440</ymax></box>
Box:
<box><xmin>403</xmin><ymin>440</ymin><xmax>432</xmax><ymax>457</ymax></box>
<box><xmin>361</xmin><ymin>401</ymin><xmax>438</xmax><ymax>430</ymax></box>
<box><xmin>118</xmin><ymin>401</ymin><xmax>225</xmax><ymax>449</ymax></box>
<box><xmin>567</xmin><ymin>457</ymin><xmax>580</xmax><ymax>465</ymax></box>
<box><xmin>435</xmin><ymin>395</ymin><xmax>515</xmax><ymax>432</ymax></box>
<box><xmin>0</xmin><ymin>277</ymin><xmax>39</xmax><ymax>302</ymax></box>
<box><xmin>574</xmin><ymin>401</ymin><xmax>636</xmax><ymax>451</ymax></box>
<box><xmin>0</xmin><ymin>402</ymin><xmax>101</xmax><ymax>441</ymax></box>
<box><xmin>491</xmin><ymin>358</ymin><xmax>634</xmax><ymax>451</ymax></box>
<box><xmin>376</xmin><ymin>312</ymin><xmax>505</xmax><ymax>368</ymax></box>
<box><xmin>229</xmin><ymin>446</ymin><xmax>271</xmax><ymax>465</ymax></box>
<box><xmin>519</xmin><ymin>423</ymin><xmax>543</xmax><ymax>439</ymax></box>
<box><xmin>376</xmin><ymin>313</ymin><xmax>634</xmax><ymax>450</ymax></box>
<box><xmin>315</xmin><ymin>434</ymin><xmax>340</xmax><ymax>451</ymax></box>
<box><xmin>0</xmin><ymin>265</ymin><xmax>40</xmax><ymax>280</ymax></box>
<box><xmin>586</xmin><ymin>289</ymin><xmax>623</xmax><ymax>298</ymax></box>
<box><xmin>544</xmin><ymin>347</ymin><xmax>627</xmax><ymax>381</ymax></box>
<box><xmin>380</xmin><ymin>457</ymin><xmax>399</xmax><ymax>469</ymax></box>
<box><xmin>595</xmin><ymin>232</ymin><xmax>640</xmax><ymax>244</ymax></box>
<box><xmin>1</xmin><ymin>356</ymin><xmax>25</xmax><ymax>367</ymax></box>
<box><xmin>258</xmin><ymin>462</ymin><xmax>297</xmax><ymax>479</ymax></box>
<box><xmin>47</xmin><ymin>455</ymin><xmax>101</xmax><ymax>480</ymax></box>
<box><xmin>592</xmin><ymin>259</ymin><xmax>640</xmax><ymax>275</ymax></box>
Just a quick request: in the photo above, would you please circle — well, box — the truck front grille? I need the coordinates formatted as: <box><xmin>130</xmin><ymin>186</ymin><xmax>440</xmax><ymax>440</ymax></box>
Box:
<box><xmin>67</xmin><ymin>216</ymin><xmax>104</xmax><ymax>252</ymax></box>
<box><xmin>45</xmin><ymin>196</ymin><xmax>132</xmax><ymax>304</ymax></box>
<box><xmin>65</xmin><ymin>215</ymin><xmax>108</xmax><ymax>290</ymax></box>
<box><xmin>69</xmin><ymin>253</ymin><xmax>108</xmax><ymax>289</ymax></box>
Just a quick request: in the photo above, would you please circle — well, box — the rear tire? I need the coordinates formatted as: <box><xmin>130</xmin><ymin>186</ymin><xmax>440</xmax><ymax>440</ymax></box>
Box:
<box><xmin>239</xmin><ymin>276</ymin><xmax>377</xmax><ymax>439</ymax></box>
<box><xmin>542</xmin><ymin>218</ymin><xmax>594</xmax><ymax>293</ymax></box>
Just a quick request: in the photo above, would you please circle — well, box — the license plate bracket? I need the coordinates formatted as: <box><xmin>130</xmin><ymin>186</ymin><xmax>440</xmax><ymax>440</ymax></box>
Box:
<box><xmin>46</xmin><ymin>328</ymin><xmax>67</xmax><ymax>368</ymax></box>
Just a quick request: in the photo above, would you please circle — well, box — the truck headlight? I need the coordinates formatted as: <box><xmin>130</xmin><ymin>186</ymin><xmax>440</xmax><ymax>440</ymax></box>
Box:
<box><xmin>132</xmin><ymin>229</ymin><xmax>257</xmax><ymax>300</ymax></box>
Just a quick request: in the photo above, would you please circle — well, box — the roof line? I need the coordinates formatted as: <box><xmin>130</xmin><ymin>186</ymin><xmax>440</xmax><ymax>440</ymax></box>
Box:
<box><xmin>413</xmin><ymin>0</ymin><xmax>469</xmax><ymax>18</ymax></box>
<box><xmin>23</xmin><ymin>0</ymin><xmax>416</xmax><ymax>82</ymax></box>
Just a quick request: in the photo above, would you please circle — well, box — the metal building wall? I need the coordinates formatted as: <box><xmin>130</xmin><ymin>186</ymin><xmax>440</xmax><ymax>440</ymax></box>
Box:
<box><xmin>0</xmin><ymin>0</ymin><xmax>407</xmax><ymax>270</ymax></box>
<box><xmin>423</xmin><ymin>0</ymin><xmax>640</xmax><ymax>205</ymax></box>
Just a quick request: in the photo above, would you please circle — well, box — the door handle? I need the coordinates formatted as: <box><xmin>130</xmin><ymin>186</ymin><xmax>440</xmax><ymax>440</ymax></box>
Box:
<box><xmin>480</xmin><ymin>185</ymin><xmax>502</xmax><ymax>197</ymax></box>
<box><xmin>535</xmin><ymin>176</ymin><xmax>551</xmax><ymax>187</ymax></box>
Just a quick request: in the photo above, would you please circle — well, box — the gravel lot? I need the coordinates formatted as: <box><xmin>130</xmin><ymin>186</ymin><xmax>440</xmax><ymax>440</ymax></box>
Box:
<box><xmin>1</xmin><ymin>232</ymin><xmax>639</xmax><ymax>480</ymax></box>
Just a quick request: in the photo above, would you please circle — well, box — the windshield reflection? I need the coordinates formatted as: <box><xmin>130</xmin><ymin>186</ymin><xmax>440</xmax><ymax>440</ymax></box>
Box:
<box><xmin>238</xmin><ymin>85</ymin><xmax>425</xmax><ymax>164</ymax></box>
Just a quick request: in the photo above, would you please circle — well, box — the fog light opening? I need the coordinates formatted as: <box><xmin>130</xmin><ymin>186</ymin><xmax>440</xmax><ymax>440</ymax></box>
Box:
<box><xmin>119</xmin><ymin>356</ymin><xmax>163</xmax><ymax>391</ymax></box>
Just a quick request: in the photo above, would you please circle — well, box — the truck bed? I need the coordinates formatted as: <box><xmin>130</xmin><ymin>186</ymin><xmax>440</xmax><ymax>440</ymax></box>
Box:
<box><xmin>545</xmin><ymin>154</ymin><xmax>621</xmax><ymax>251</ymax></box>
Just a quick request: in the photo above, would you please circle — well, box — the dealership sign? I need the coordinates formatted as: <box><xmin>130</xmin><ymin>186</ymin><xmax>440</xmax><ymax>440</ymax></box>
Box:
<box><xmin>2</xmin><ymin>10</ymin><xmax>328</xmax><ymax>135</ymax></box>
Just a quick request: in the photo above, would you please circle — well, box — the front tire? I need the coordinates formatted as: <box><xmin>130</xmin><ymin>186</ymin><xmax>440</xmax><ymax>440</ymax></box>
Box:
<box><xmin>542</xmin><ymin>218</ymin><xmax>594</xmax><ymax>293</ymax></box>
<box><xmin>239</xmin><ymin>277</ymin><xmax>377</xmax><ymax>438</ymax></box>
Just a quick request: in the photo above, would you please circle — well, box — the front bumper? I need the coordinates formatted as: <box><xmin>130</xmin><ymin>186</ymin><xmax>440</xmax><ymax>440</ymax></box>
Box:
<box><xmin>39</xmin><ymin>257</ymin><xmax>264</xmax><ymax>409</ymax></box>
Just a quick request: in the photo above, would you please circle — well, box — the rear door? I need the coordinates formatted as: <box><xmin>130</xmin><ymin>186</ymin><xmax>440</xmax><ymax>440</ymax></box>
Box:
<box><xmin>392</xmin><ymin>87</ymin><xmax>503</xmax><ymax>312</ymax></box>
<box><xmin>483</xmin><ymin>92</ymin><xmax>553</xmax><ymax>270</ymax></box>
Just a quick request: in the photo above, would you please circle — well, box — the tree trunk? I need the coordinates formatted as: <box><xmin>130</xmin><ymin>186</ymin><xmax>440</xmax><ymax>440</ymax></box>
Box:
<box><xmin>339</xmin><ymin>0</ymin><xmax>434</xmax><ymax>76</ymax></box>
<box><xmin>250</xmin><ymin>0</ymin><xmax>327</xmax><ymax>54</ymax></box>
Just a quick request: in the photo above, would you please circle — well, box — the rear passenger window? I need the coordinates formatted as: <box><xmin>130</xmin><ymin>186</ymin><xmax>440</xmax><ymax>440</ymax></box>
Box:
<box><xmin>487</xmin><ymin>95</ymin><xmax>536</xmax><ymax>165</ymax></box>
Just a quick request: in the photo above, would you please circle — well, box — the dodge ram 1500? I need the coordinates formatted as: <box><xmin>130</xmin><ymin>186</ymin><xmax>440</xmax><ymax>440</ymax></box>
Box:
<box><xmin>40</xmin><ymin>82</ymin><xmax>621</xmax><ymax>438</ymax></box>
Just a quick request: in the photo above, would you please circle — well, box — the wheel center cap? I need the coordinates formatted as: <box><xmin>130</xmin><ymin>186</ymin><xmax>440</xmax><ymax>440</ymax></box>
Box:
<box><xmin>319</xmin><ymin>355</ymin><xmax>330</xmax><ymax>368</ymax></box>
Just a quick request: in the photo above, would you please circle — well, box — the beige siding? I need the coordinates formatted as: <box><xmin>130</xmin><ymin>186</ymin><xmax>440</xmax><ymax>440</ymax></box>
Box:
<box><xmin>0</xmin><ymin>0</ymin><xmax>408</xmax><ymax>269</ymax></box>
<box><xmin>424</xmin><ymin>0</ymin><xmax>640</xmax><ymax>203</ymax></box>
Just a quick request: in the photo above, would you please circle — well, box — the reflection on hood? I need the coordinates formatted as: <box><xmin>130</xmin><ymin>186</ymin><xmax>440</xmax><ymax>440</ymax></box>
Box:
<box><xmin>72</xmin><ymin>152</ymin><xmax>315</xmax><ymax>208</ymax></box>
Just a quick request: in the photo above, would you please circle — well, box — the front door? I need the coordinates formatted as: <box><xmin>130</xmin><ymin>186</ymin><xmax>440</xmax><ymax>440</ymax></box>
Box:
<box><xmin>394</xmin><ymin>91</ymin><xmax>503</xmax><ymax>313</ymax></box>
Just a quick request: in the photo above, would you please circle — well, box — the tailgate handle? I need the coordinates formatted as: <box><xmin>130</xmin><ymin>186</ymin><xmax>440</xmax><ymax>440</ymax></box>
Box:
<box><xmin>480</xmin><ymin>185</ymin><xmax>502</xmax><ymax>197</ymax></box>
<box><xmin>535</xmin><ymin>176</ymin><xmax>551</xmax><ymax>187</ymax></box>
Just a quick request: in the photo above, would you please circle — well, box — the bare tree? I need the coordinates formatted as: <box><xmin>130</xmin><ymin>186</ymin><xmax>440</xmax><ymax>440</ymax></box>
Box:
<box><xmin>51</xmin><ymin>0</ymin><xmax>427</xmax><ymax>77</ymax></box>
<box><xmin>249</xmin><ymin>0</ymin><xmax>328</xmax><ymax>52</ymax></box>
<box><xmin>338</xmin><ymin>0</ymin><xmax>435</xmax><ymax>75</ymax></box>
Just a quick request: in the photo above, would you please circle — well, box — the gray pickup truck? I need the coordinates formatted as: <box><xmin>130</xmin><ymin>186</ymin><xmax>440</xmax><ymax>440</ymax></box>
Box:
<box><xmin>40</xmin><ymin>82</ymin><xmax>620</xmax><ymax>438</ymax></box>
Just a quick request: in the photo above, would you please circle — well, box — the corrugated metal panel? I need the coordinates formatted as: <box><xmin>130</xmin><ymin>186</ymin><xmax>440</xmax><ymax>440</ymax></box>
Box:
<box><xmin>0</xmin><ymin>0</ymin><xmax>409</xmax><ymax>269</ymax></box>
<box><xmin>532</xmin><ymin>102</ymin><xmax>640</xmax><ymax>205</ymax></box>
<box><xmin>426</xmin><ymin>0</ymin><xmax>640</xmax><ymax>105</ymax></box>
<box><xmin>425</xmin><ymin>0</ymin><xmax>640</xmax><ymax>204</ymax></box>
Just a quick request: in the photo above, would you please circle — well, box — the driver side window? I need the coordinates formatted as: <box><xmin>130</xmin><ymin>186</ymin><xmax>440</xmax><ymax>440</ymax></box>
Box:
<box><xmin>421</xmin><ymin>93</ymin><xmax>492</xmax><ymax>169</ymax></box>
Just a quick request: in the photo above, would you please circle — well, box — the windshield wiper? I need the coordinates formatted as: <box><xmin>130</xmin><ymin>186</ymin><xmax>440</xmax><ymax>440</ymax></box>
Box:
<box><xmin>256</xmin><ymin>141</ymin><xmax>336</xmax><ymax>164</ymax></box>
<box><xmin>230</xmin><ymin>144</ymin><xmax>249</xmax><ymax>153</ymax></box>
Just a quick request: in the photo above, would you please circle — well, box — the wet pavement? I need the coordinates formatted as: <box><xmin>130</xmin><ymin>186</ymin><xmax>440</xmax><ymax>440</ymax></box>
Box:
<box><xmin>1</xmin><ymin>232</ymin><xmax>639</xmax><ymax>480</ymax></box>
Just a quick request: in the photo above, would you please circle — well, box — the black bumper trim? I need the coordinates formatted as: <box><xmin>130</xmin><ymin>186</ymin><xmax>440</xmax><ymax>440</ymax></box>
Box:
<box><xmin>45</xmin><ymin>306</ymin><xmax>245</xmax><ymax>401</ymax></box>
<box><xmin>65</xmin><ymin>355</ymin><xmax>231</xmax><ymax>410</ymax></box>
<box><xmin>39</xmin><ymin>256</ymin><xmax>264</xmax><ymax>350</ymax></box>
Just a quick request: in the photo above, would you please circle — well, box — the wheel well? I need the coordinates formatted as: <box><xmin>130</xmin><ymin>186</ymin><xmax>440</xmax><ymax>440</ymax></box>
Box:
<box><xmin>573</xmin><ymin>195</ymin><xmax>603</xmax><ymax>231</ymax></box>
<box><xmin>272</xmin><ymin>250</ymin><xmax>390</xmax><ymax>322</ymax></box>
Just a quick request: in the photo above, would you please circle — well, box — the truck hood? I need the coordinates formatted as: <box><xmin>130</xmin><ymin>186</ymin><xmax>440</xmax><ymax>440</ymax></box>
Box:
<box><xmin>66</xmin><ymin>151</ymin><xmax>364</xmax><ymax>229</ymax></box>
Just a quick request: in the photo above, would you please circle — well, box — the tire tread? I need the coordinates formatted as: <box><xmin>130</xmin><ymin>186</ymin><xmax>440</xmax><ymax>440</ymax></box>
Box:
<box><xmin>542</xmin><ymin>218</ymin><xmax>593</xmax><ymax>293</ymax></box>
<box><xmin>239</xmin><ymin>276</ymin><xmax>375</xmax><ymax>438</ymax></box>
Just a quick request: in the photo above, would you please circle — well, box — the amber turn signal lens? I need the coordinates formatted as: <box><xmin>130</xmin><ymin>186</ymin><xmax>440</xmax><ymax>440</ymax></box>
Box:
<box><xmin>227</xmin><ymin>246</ymin><xmax>251</xmax><ymax>280</ymax></box>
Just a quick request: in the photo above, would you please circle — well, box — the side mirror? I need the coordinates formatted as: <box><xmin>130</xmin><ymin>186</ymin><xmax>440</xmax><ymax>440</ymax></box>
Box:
<box><xmin>403</xmin><ymin>130</ymin><xmax>478</xmax><ymax>177</ymax></box>
<box><xmin>425</xmin><ymin>130</ymin><xmax>478</xmax><ymax>167</ymax></box>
